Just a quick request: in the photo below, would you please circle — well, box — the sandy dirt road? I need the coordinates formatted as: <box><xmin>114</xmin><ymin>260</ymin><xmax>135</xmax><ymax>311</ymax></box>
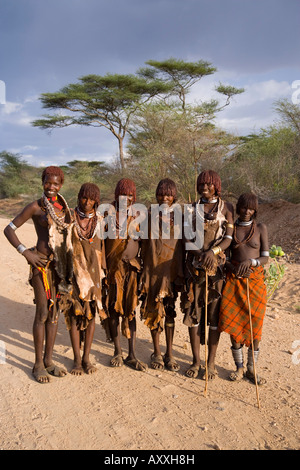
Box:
<box><xmin>0</xmin><ymin>217</ymin><xmax>299</xmax><ymax>451</ymax></box>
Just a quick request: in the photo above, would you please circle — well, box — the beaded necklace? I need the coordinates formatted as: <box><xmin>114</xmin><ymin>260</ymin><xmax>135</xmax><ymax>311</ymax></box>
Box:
<box><xmin>74</xmin><ymin>207</ymin><xmax>98</xmax><ymax>243</ymax></box>
<box><xmin>42</xmin><ymin>193</ymin><xmax>71</xmax><ymax>230</ymax></box>
<box><xmin>76</xmin><ymin>207</ymin><xmax>95</xmax><ymax>219</ymax></box>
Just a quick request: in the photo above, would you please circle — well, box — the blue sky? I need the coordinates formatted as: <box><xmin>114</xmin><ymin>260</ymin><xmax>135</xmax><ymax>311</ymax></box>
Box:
<box><xmin>1</xmin><ymin>0</ymin><xmax>300</xmax><ymax>167</ymax></box>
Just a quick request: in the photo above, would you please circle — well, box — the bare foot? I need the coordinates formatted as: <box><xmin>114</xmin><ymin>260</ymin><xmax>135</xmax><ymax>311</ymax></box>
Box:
<box><xmin>46</xmin><ymin>364</ymin><xmax>67</xmax><ymax>377</ymax></box>
<box><xmin>110</xmin><ymin>353</ymin><xmax>124</xmax><ymax>367</ymax></box>
<box><xmin>32</xmin><ymin>366</ymin><xmax>51</xmax><ymax>384</ymax></box>
<box><xmin>71</xmin><ymin>362</ymin><xmax>84</xmax><ymax>376</ymax></box>
<box><xmin>83</xmin><ymin>361</ymin><xmax>97</xmax><ymax>375</ymax></box>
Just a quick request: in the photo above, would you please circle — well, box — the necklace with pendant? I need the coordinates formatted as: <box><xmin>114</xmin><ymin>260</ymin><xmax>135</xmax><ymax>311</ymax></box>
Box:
<box><xmin>199</xmin><ymin>197</ymin><xmax>219</xmax><ymax>221</ymax></box>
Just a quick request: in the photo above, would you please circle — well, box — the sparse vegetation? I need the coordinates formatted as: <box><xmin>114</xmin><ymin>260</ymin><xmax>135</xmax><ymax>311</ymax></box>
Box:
<box><xmin>265</xmin><ymin>258</ymin><xmax>286</xmax><ymax>301</ymax></box>
<box><xmin>1</xmin><ymin>58</ymin><xmax>299</xmax><ymax>205</ymax></box>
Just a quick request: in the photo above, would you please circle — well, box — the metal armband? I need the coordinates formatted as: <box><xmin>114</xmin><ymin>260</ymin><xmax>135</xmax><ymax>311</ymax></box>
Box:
<box><xmin>261</xmin><ymin>251</ymin><xmax>269</xmax><ymax>257</ymax></box>
<box><xmin>16</xmin><ymin>244</ymin><xmax>27</xmax><ymax>255</ymax></box>
<box><xmin>9</xmin><ymin>221</ymin><xmax>17</xmax><ymax>231</ymax></box>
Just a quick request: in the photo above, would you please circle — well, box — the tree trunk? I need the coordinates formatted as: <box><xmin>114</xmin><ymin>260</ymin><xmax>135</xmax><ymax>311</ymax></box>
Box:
<box><xmin>193</xmin><ymin>141</ymin><xmax>198</xmax><ymax>201</ymax></box>
<box><xmin>118</xmin><ymin>137</ymin><xmax>125</xmax><ymax>173</ymax></box>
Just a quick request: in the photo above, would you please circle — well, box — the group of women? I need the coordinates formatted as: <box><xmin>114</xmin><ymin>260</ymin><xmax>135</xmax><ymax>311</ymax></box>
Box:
<box><xmin>4</xmin><ymin>166</ymin><xmax>269</xmax><ymax>386</ymax></box>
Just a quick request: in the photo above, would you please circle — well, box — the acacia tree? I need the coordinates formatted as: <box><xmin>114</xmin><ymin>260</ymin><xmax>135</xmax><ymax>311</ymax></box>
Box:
<box><xmin>32</xmin><ymin>58</ymin><xmax>243</xmax><ymax>175</ymax></box>
<box><xmin>138</xmin><ymin>58</ymin><xmax>244</xmax><ymax>112</ymax></box>
<box><xmin>32</xmin><ymin>73</ymin><xmax>171</xmax><ymax>172</ymax></box>
<box><xmin>128</xmin><ymin>58</ymin><xmax>244</xmax><ymax>201</ymax></box>
<box><xmin>139</xmin><ymin>58</ymin><xmax>216</xmax><ymax>110</ymax></box>
<box><xmin>127</xmin><ymin>104</ymin><xmax>239</xmax><ymax>202</ymax></box>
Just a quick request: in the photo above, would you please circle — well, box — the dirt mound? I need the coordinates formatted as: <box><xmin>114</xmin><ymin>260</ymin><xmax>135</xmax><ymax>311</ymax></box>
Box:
<box><xmin>257</xmin><ymin>200</ymin><xmax>300</xmax><ymax>262</ymax></box>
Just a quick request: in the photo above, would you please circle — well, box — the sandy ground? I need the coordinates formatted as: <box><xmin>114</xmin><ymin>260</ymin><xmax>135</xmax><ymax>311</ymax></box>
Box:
<box><xmin>0</xmin><ymin>215</ymin><xmax>299</xmax><ymax>451</ymax></box>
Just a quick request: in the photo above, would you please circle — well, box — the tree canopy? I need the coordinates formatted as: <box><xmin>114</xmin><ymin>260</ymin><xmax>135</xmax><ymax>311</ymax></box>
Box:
<box><xmin>32</xmin><ymin>58</ymin><xmax>243</xmax><ymax>173</ymax></box>
<box><xmin>138</xmin><ymin>58</ymin><xmax>244</xmax><ymax>111</ymax></box>
<box><xmin>33</xmin><ymin>73</ymin><xmax>172</xmax><ymax>172</ymax></box>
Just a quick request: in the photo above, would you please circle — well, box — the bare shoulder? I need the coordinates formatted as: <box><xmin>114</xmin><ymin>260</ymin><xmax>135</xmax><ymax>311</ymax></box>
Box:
<box><xmin>21</xmin><ymin>199</ymin><xmax>41</xmax><ymax>215</ymax></box>
<box><xmin>12</xmin><ymin>199</ymin><xmax>41</xmax><ymax>225</ymax></box>
<box><xmin>257</xmin><ymin>222</ymin><xmax>268</xmax><ymax>232</ymax></box>
<box><xmin>223</xmin><ymin>200</ymin><xmax>234</xmax><ymax>218</ymax></box>
<box><xmin>256</xmin><ymin>222</ymin><xmax>269</xmax><ymax>241</ymax></box>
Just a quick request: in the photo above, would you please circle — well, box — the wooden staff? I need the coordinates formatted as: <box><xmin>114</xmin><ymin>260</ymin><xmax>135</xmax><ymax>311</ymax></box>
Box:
<box><xmin>246</xmin><ymin>278</ymin><xmax>261</xmax><ymax>409</ymax></box>
<box><xmin>204</xmin><ymin>270</ymin><xmax>209</xmax><ymax>397</ymax></box>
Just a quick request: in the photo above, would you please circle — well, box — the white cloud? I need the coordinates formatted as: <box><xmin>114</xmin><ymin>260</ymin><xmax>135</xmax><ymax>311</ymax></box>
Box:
<box><xmin>216</xmin><ymin>116</ymin><xmax>271</xmax><ymax>135</ymax></box>
<box><xmin>8</xmin><ymin>145</ymin><xmax>38</xmax><ymax>154</ymax></box>
<box><xmin>188</xmin><ymin>75</ymin><xmax>295</xmax><ymax>135</ymax></box>
<box><xmin>231</xmin><ymin>80</ymin><xmax>292</xmax><ymax>108</ymax></box>
<box><xmin>0</xmin><ymin>97</ymin><xmax>38</xmax><ymax>127</ymax></box>
<box><xmin>23</xmin><ymin>145</ymin><xmax>38</xmax><ymax>151</ymax></box>
<box><xmin>1</xmin><ymin>101</ymin><xmax>23</xmax><ymax>115</ymax></box>
<box><xmin>190</xmin><ymin>76</ymin><xmax>292</xmax><ymax>106</ymax></box>
<box><xmin>24</xmin><ymin>95</ymin><xmax>39</xmax><ymax>104</ymax></box>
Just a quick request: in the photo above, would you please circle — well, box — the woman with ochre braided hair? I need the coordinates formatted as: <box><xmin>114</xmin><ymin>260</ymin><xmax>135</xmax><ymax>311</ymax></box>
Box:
<box><xmin>103</xmin><ymin>178</ymin><xmax>147</xmax><ymax>372</ymax></box>
<box><xmin>4</xmin><ymin>166</ymin><xmax>72</xmax><ymax>383</ymax></box>
<box><xmin>181</xmin><ymin>170</ymin><xmax>234</xmax><ymax>381</ymax></box>
<box><xmin>62</xmin><ymin>183</ymin><xmax>108</xmax><ymax>376</ymax></box>
<box><xmin>218</xmin><ymin>193</ymin><xmax>269</xmax><ymax>385</ymax></box>
<box><xmin>140</xmin><ymin>178</ymin><xmax>184</xmax><ymax>372</ymax></box>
